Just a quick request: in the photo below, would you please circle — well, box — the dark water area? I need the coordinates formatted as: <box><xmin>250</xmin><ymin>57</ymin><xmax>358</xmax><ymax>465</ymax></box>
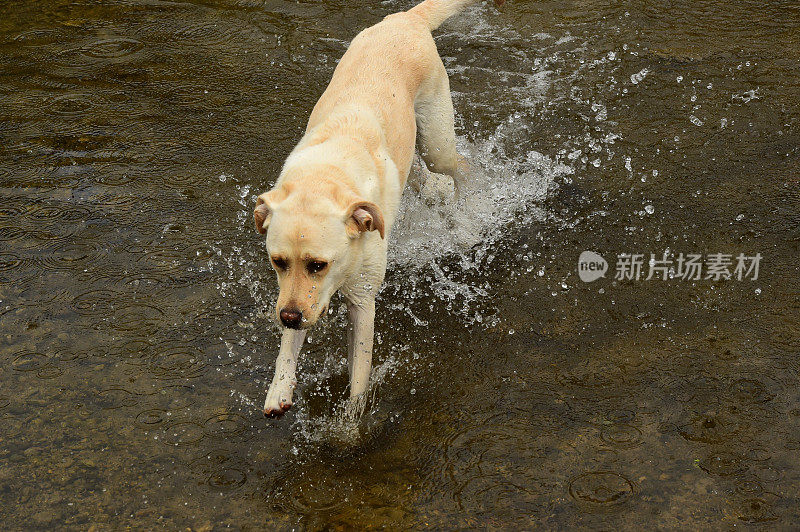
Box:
<box><xmin>0</xmin><ymin>0</ymin><xmax>798</xmax><ymax>529</ymax></box>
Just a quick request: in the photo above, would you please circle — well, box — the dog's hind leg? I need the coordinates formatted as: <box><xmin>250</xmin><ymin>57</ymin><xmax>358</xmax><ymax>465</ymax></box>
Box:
<box><xmin>415</xmin><ymin>61</ymin><xmax>468</xmax><ymax>200</ymax></box>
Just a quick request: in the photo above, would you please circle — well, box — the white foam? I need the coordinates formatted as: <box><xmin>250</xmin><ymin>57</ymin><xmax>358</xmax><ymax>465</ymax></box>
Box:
<box><xmin>387</xmin><ymin>119</ymin><xmax>572</xmax><ymax>320</ymax></box>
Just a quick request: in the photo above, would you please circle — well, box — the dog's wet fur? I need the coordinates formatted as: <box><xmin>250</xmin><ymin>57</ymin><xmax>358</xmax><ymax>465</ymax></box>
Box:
<box><xmin>255</xmin><ymin>0</ymin><xmax>504</xmax><ymax>417</ymax></box>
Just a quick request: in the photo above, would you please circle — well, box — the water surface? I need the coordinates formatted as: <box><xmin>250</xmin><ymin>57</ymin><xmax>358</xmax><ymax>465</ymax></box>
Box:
<box><xmin>1</xmin><ymin>0</ymin><xmax>799</xmax><ymax>528</ymax></box>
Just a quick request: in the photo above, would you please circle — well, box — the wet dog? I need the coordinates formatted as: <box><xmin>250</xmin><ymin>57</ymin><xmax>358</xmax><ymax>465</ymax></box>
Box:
<box><xmin>255</xmin><ymin>0</ymin><xmax>504</xmax><ymax>417</ymax></box>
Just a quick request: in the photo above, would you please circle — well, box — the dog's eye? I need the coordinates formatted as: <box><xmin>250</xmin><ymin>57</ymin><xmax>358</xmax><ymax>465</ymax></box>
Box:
<box><xmin>271</xmin><ymin>257</ymin><xmax>288</xmax><ymax>271</ymax></box>
<box><xmin>306</xmin><ymin>260</ymin><xmax>328</xmax><ymax>274</ymax></box>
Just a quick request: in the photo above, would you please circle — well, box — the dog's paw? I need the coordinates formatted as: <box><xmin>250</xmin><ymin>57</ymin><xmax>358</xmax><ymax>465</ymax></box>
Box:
<box><xmin>263</xmin><ymin>399</ymin><xmax>292</xmax><ymax>418</ymax></box>
<box><xmin>419</xmin><ymin>172</ymin><xmax>455</xmax><ymax>206</ymax></box>
<box><xmin>341</xmin><ymin>392</ymin><xmax>369</xmax><ymax>422</ymax></box>
<box><xmin>263</xmin><ymin>384</ymin><xmax>295</xmax><ymax>417</ymax></box>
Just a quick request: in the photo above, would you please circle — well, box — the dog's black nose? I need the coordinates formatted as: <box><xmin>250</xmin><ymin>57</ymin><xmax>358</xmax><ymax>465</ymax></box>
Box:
<box><xmin>279</xmin><ymin>308</ymin><xmax>303</xmax><ymax>329</ymax></box>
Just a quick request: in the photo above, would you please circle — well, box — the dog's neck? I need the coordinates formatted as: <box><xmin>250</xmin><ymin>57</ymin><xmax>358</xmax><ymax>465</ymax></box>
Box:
<box><xmin>304</xmin><ymin>105</ymin><xmax>384</xmax><ymax>153</ymax></box>
<box><xmin>280</xmin><ymin>107</ymin><xmax>388</xmax><ymax>205</ymax></box>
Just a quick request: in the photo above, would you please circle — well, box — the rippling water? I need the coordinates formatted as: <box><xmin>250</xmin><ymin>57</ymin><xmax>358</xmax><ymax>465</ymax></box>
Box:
<box><xmin>1</xmin><ymin>0</ymin><xmax>798</xmax><ymax>528</ymax></box>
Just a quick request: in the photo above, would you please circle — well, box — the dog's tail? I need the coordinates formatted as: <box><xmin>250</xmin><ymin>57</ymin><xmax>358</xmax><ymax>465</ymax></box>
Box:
<box><xmin>407</xmin><ymin>0</ymin><xmax>505</xmax><ymax>32</ymax></box>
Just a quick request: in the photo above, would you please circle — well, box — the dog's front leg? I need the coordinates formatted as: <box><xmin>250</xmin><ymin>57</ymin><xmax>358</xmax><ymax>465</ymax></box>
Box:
<box><xmin>346</xmin><ymin>297</ymin><xmax>375</xmax><ymax>402</ymax></box>
<box><xmin>263</xmin><ymin>328</ymin><xmax>306</xmax><ymax>417</ymax></box>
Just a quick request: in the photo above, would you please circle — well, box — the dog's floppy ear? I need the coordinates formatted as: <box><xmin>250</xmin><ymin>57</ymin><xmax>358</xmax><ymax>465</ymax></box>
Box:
<box><xmin>345</xmin><ymin>200</ymin><xmax>385</xmax><ymax>239</ymax></box>
<box><xmin>254</xmin><ymin>192</ymin><xmax>275</xmax><ymax>235</ymax></box>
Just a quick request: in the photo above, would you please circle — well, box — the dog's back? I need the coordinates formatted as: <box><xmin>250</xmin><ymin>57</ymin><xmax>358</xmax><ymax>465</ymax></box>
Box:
<box><xmin>307</xmin><ymin>0</ymin><xmax>499</xmax><ymax>183</ymax></box>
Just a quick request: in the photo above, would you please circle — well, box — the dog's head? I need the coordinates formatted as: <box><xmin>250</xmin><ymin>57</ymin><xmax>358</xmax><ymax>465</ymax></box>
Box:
<box><xmin>254</xmin><ymin>182</ymin><xmax>384</xmax><ymax>329</ymax></box>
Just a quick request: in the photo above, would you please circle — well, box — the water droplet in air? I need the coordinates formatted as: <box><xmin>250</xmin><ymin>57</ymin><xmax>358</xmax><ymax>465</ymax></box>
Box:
<box><xmin>630</xmin><ymin>68</ymin><xmax>649</xmax><ymax>85</ymax></box>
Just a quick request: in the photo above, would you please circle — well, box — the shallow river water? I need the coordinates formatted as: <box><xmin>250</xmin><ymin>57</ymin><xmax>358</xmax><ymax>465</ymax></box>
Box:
<box><xmin>1</xmin><ymin>0</ymin><xmax>799</xmax><ymax>529</ymax></box>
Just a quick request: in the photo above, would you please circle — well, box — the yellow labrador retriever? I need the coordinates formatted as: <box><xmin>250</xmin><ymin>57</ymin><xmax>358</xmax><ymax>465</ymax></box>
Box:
<box><xmin>255</xmin><ymin>0</ymin><xmax>503</xmax><ymax>417</ymax></box>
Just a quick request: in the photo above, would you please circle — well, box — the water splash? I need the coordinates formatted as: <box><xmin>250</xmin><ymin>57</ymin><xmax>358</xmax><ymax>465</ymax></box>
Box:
<box><xmin>291</xmin><ymin>354</ymin><xmax>402</xmax><ymax>447</ymax></box>
<box><xmin>388</xmin><ymin>120</ymin><xmax>572</xmax><ymax>320</ymax></box>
